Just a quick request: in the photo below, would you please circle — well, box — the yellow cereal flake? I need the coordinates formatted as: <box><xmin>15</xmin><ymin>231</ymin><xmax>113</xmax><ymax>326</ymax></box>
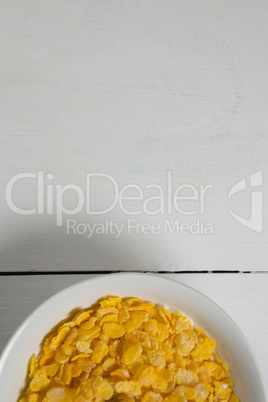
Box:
<box><xmin>230</xmin><ymin>393</ymin><xmax>240</xmax><ymax>402</ymax></box>
<box><xmin>73</xmin><ymin>311</ymin><xmax>90</xmax><ymax>326</ymax></box>
<box><xmin>163</xmin><ymin>396</ymin><xmax>180</xmax><ymax>402</ymax></box>
<box><xmin>30</xmin><ymin>368</ymin><xmax>50</xmax><ymax>392</ymax></box>
<box><xmin>109</xmin><ymin>339</ymin><xmax>121</xmax><ymax>357</ymax></box>
<box><xmin>63</xmin><ymin>327</ymin><xmax>78</xmax><ymax>345</ymax></box>
<box><xmin>97</xmin><ymin>306</ymin><xmax>119</xmax><ymax>317</ymax></box>
<box><xmin>50</xmin><ymin>327</ymin><xmax>70</xmax><ymax>351</ymax></box>
<box><xmin>129</xmin><ymin>303</ymin><xmax>155</xmax><ymax>311</ymax></box>
<box><xmin>214</xmin><ymin>380</ymin><xmax>232</xmax><ymax>400</ymax></box>
<box><xmin>147</xmin><ymin>350</ymin><xmax>166</xmax><ymax>368</ymax></box>
<box><xmin>114</xmin><ymin>380</ymin><xmax>142</xmax><ymax>397</ymax></box>
<box><xmin>213</xmin><ymin>353</ymin><xmax>229</xmax><ymax>372</ymax></box>
<box><xmin>102</xmin><ymin>322</ymin><xmax>125</xmax><ymax>338</ymax></box>
<box><xmin>179</xmin><ymin>385</ymin><xmax>198</xmax><ymax>399</ymax></box>
<box><xmin>118</xmin><ymin>396</ymin><xmax>135</xmax><ymax>402</ymax></box>
<box><xmin>174</xmin><ymin>315</ymin><xmax>192</xmax><ymax>334</ymax></box>
<box><xmin>110</xmin><ymin>368</ymin><xmax>130</xmax><ymax>381</ymax></box>
<box><xmin>78</xmin><ymin>325</ymin><xmax>101</xmax><ymax>340</ymax></box>
<box><xmin>123</xmin><ymin>298</ymin><xmax>143</xmax><ymax>308</ymax></box>
<box><xmin>80</xmin><ymin>316</ymin><xmax>98</xmax><ymax>330</ymax></box>
<box><xmin>91</xmin><ymin>342</ymin><xmax>109</xmax><ymax>364</ymax></box>
<box><xmin>143</xmin><ymin>318</ymin><xmax>158</xmax><ymax>335</ymax></box>
<box><xmin>71</xmin><ymin>353</ymin><xmax>89</xmax><ymax>362</ymax></box>
<box><xmin>28</xmin><ymin>394</ymin><xmax>40</xmax><ymax>402</ymax></box>
<box><xmin>125</xmin><ymin>311</ymin><xmax>149</xmax><ymax>333</ymax></box>
<box><xmin>100</xmin><ymin>296</ymin><xmax>122</xmax><ymax>307</ymax></box>
<box><xmin>75</xmin><ymin>340</ymin><xmax>92</xmax><ymax>354</ymax></box>
<box><xmin>119</xmin><ymin>307</ymin><xmax>130</xmax><ymax>324</ymax></box>
<box><xmin>60</xmin><ymin>344</ymin><xmax>74</xmax><ymax>356</ymax></box>
<box><xmin>175</xmin><ymin>330</ymin><xmax>197</xmax><ymax>356</ymax></box>
<box><xmin>191</xmin><ymin>337</ymin><xmax>216</xmax><ymax>361</ymax></box>
<box><xmin>29</xmin><ymin>354</ymin><xmax>38</xmax><ymax>378</ymax></box>
<box><xmin>136</xmin><ymin>365</ymin><xmax>157</xmax><ymax>386</ymax></box>
<box><xmin>135</xmin><ymin>330</ymin><xmax>151</xmax><ymax>349</ymax></box>
<box><xmin>194</xmin><ymin>382</ymin><xmax>210</xmax><ymax>402</ymax></box>
<box><xmin>43</xmin><ymin>362</ymin><xmax>60</xmax><ymax>377</ymax></box>
<box><xmin>55</xmin><ymin>349</ymin><xmax>70</xmax><ymax>364</ymax></box>
<box><xmin>20</xmin><ymin>297</ymin><xmax>239</xmax><ymax>402</ymax></box>
<box><xmin>62</xmin><ymin>363</ymin><xmax>72</xmax><ymax>385</ymax></box>
<box><xmin>157</xmin><ymin>323</ymin><xmax>170</xmax><ymax>342</ymax></box>
<box><xmin>142</xmin><ymin>391</ymin><xmax>163</xmax><ymax>401</ymax></box>
<box><xmin>121</xmin><ymin>343</ymin><xmax>143</xmax><ymax>365</ymax></box>
<box><xmin>174</xmin><ymin>368</ymin><xmax>198</xmax><ymax>386</ymax></box>
<box><xmin>92</xmin><ymin>376</ymin><xmax>114</xmax><ymax>400</ymax></box>
<box><xmin>159</xmin><ymin>306</ymin><xmax>172</xmax><ymax>327</ymax></box>
<box><xmin>73</xmin><ymin>357</ymin><xmax>95</xmax><ymax>373</ymax></box>
<box><xmin>99</xmin><ymin>314</ymin><xmax>118</xmax><ymax>326</ymax></box>
<box><xmin>43</xmin><ymin>387</ymin><xmax>75</xmax><ymax>401</ymax></box>
<box><xmin>102</xmin><ymin>357</ymin><xmax>117</xmax><ymax>372</ymax></box>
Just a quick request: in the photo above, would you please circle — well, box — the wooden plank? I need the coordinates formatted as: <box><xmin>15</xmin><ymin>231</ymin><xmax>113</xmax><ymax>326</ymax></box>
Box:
<box><xmin>0</xmin><ymin>0</ymin><xmax>268</xmax><ymax>272</ymax></box>
<box><xmin>0</xmin><ymin>273</ymin><xmax>267</xmax><ymax>394</ymax></box>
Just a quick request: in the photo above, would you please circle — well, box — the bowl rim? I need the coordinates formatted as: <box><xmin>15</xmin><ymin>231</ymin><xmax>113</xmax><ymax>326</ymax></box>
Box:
<box><xmin>0</xmin><ymin>272</ymin><xmax>266</xmax><ymax>400</ymax></box>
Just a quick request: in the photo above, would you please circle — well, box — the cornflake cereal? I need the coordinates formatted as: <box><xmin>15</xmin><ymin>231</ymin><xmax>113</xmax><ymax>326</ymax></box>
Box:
<box><xmin>19</xmin><ymin>297</ymin><xmax>239</xmax><ymax>402</ymax></box>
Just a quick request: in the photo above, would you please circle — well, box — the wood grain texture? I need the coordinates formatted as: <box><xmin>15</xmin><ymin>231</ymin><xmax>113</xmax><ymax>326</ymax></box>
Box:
<box><xmin>0</xmin><ymin>0</ymin><xmax>267</xmax><ymax>272</ymax></box>
<box><xmin>0</xmin><ymin>273</ymin><xmax>267</xmax><ymax>395</ymax></box>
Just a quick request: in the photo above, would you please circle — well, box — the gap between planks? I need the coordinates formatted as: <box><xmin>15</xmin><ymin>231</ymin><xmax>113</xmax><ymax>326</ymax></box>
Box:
<box><xmin>1</xmin><ymin>270</ymin><xmax>268</xmax><ymax>276</ymax></box>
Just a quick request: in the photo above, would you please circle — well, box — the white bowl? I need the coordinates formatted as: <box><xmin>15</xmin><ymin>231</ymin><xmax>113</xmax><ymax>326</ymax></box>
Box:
<box><xmin>0</xmin><ymin>273</ymin><xmax>266</xmax><ymax>401</ymax></box>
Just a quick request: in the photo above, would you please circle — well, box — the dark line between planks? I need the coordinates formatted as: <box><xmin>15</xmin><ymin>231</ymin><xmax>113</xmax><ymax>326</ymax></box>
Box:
<box><xmin>0</xmin><ymin>270</ymin><xmax>262</xmax><ymax>276</ymax></box>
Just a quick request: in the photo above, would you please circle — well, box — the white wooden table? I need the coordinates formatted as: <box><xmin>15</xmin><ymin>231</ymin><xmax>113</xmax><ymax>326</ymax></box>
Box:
<box><xmin>0</xmin><ymin>0</ymin><xmax>268</xmax><ymax>399</ymax></box>
<box><xmin>0</xmin><ymin>0</ymin><xmax>268</xmax><ymax>273</ymax></box>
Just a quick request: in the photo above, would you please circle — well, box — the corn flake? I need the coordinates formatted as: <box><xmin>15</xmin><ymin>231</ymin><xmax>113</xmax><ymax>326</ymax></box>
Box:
<box><xmin>114</xmin><ymin>380</ymin><xmax>141</xmax><ymax>397</ymax></box>
<box><xmin>102</xmin><ymin>322</ymin><xmax>125</xmax><ymax>338</ymax></box>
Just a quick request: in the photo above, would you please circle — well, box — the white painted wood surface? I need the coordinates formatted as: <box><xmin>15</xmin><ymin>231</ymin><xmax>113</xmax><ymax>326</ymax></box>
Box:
<box><xmin>0</xmin><ymin>1</ymin><xmax>268</xmax><ymax>272</ymax></box>
<box><xmin>0</xmin><ymin>273</ymin><xmax>267</xmax><ymax>396</ymax></box>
